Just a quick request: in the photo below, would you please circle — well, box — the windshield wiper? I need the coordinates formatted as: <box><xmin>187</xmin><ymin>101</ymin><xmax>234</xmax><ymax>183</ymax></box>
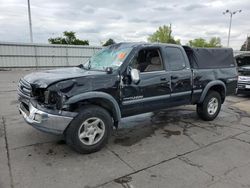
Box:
<box><xmin>87</xmin><ymin>60</ymin><xmax>91</xmax><ymax>69</ymax></box>
<box><xmin>78</xmin><ymin>60</ymin><xmax>113</xmax><ymax>72</ymax></box>
<box><xmin>77</xmin><ymin>64</ymin><xmax>89</xmax><ymax>70</ymax></box>
<box><xmin>78</xmin><ymin>60</ymin><xmax>92</xmax><ymax>70</ymax></box>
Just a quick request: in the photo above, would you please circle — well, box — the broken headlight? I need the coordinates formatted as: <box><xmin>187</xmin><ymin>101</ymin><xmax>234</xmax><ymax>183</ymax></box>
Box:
<box><xmin>33</xmin><ymin>87</ymin><xmax>67</xmax><ymax>110</ymax></box>
<box><xmin>43</xmin><ymin>90</ymin><xmax>64</xmax><ymax>108</ymax></box>
<box><xmin>42</xmin><ymin>80</ymin><xmax>74</xmax><ymax>109</ymax></box>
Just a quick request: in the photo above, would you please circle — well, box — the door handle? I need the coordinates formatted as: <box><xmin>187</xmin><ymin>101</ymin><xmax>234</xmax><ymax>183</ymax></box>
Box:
<box><xmin>160</xmin><ymin>77</ymin><xmax>166</xmax><ymax>81</ymax></box>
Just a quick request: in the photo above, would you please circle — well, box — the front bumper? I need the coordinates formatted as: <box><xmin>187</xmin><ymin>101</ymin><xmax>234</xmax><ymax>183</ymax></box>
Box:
<box><xmin>237</xmin><ymin>81</ymin><xmax>250</xmax><ymax>95</ymax></box>
<box><xmin>19</xmin><ymin>101</ymin><xmax>77</xmax><ymax>135</ymax></box>
<box><xmin>237</xmin><ymin>88</ymin><xmax>250</xmax><ymax>95</ymax></box>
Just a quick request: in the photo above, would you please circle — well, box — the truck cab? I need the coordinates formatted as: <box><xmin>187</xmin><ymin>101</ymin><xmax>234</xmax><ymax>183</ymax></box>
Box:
<box><xmin>120</xmin><ymin>44</ymin><xmax>192</xmax><ymax>116</ymax></box>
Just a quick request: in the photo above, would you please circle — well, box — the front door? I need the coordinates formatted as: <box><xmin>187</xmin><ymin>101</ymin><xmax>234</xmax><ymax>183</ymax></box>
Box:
<box><xmin>121</xmin><ymin>47</ymin><xmax>171</xmax><ymax>117</ymax></box>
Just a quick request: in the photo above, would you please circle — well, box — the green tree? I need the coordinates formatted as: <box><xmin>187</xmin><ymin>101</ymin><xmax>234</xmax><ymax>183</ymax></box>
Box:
<box><xmin>240</xmin><ymin>37</ymin><xmax>250</xmax><ymax>51</ymax></box>
<box><xmin>188</xmin><ymin>38</ymin><xmax>207</xmax><ymax>47</ymax></box>
<box><xmin>207</xmin><ymin>37</ymin><xmax>222</xmax><ymax>47</ymax></box>
<box><xmin>187</xmin><ymin>37</ymin><xmax>222</xmax><ymax>48</ymax></box>
<box><xmin>48</xmin><ymin>31</ymin><xmax>89</xmax><ymax>45</ymax></box>
<box><xmin>148</xmin><ymin>25</ymin><xmax>181</xmax><ymax>44</ymax></box>
<box><xmin>103</xmin><ymin>38</ymin><xmax>116</xmax><ymax>46</ymax></box>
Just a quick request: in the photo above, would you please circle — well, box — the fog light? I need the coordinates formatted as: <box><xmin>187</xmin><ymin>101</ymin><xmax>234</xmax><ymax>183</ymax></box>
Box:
<box><xmin>34</xmin><ymin>113</ymin><xmax>42</xmax><ymax>122</ymax></box>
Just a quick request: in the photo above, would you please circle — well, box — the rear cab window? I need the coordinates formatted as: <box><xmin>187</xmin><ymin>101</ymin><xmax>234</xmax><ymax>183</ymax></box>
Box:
<box><xmin>165</xmin><ymin>47</ymin><xmax>186</xmax><ymax>71</ymax></box>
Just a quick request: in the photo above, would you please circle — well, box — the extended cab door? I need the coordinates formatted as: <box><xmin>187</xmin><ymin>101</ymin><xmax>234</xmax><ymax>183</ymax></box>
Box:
<box><xmin>163</xmin><ymin>47</ymin><xmax>192</xmax><ymax>105</ymax></box>
<box><xmin>121</xmin><ymin>46</ymin><xmax>171</xmax><ymax>117</ymax></box>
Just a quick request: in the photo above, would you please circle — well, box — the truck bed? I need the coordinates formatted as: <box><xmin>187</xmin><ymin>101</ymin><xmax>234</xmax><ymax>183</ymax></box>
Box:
<box><xmin>183</xmin><ymin>46</ymin><xmax>236</xmax><ymax>69</ymax></box>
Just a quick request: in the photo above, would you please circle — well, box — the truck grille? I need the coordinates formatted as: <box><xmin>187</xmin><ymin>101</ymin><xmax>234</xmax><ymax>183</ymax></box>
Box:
<box><xmin>238</xmin><ymin>81</ymin><xmax>250</xmax><ymax>85</ymax></box>
<box><xmin>17</xmin><ymin>78</ymin><xmax>32</xmax><ymax>100</ymax></box>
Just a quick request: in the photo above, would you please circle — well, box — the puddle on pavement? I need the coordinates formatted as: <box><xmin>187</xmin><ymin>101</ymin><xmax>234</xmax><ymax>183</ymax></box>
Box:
<box><xmin>162</xmin><ymin>129</ymin><xmax>181</xmax><ymax>138</ymax></box>
<box><xmin>112</xmin><ymin>102</ymin><xmax>250</xmax><ymax>147</ymax></box>
<box><xmin>113</xmin><ymin>109</ymin><xmax>192</xmax><ymax>146</ymax></box>
<box><xmin>113</xmin><ymin>125</ymin><xmax>156</xmax><ymax>146</ymax></box>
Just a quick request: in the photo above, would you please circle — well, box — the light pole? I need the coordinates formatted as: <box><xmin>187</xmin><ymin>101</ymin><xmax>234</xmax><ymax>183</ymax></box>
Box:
<box><xmin>27</xmin><ymin>0</ymin><xmax>33</xmax><ymax>43</ymax></box>
<box><xmin>246</xmin><ymin>34</ymin><xmax>249</xmax><ymax>50</ymax></box>
<box><xmin>223</xmin><ymin>9</ymin><xmax>242</xmax><ymax>47</ymax></box>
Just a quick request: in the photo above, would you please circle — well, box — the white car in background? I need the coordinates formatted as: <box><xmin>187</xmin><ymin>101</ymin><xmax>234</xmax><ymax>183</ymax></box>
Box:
<box><xmin>236</xmin><ymin>54</ymin><xmax>250</xmax><ymax>95</ymax></box>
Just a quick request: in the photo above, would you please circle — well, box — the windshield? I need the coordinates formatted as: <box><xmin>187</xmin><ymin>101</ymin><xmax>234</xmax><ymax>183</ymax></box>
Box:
<box><xmin>84</xmin><ymin>45</ymin><xmax>133</xmax><ymax>71</ymax></box>
<box><xmin>237</xmin><ymin>56</ymin><xmax>250</xmax><ymax>67</ymax></box>
<box><xmin>237</xmin><ymin>56</ymin><xmax>250</xmax><ymax>76</ymax></box>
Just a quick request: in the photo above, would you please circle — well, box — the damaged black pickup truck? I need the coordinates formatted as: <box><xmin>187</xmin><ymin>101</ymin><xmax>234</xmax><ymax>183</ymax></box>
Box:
<box><xmin>18</xmin><ymin>43</ymin><xmax>237</xmax><ymax>153</ymax></box>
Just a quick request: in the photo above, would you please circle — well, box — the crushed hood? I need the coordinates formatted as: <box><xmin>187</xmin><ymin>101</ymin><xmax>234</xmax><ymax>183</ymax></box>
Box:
<box><xmin>23</xmin><ymin>67</ymin><xmax>106</xmax><ymax>88</ymax></box>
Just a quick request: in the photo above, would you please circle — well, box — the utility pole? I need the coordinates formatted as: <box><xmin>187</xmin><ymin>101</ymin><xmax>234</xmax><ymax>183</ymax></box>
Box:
<box><xmin>27</xmin><ymin>0</ymin><xmax>33</xmax><ymax>43</ymax></box>
<box><xmin>246</xmin><ymin>34</ymin><xmax>249</xmax><ymax>51</ymax></box>
<box><xmin>223</xmin><ymin>9</ymin><xmax>242</xmax><ymax>47</ymax></box>
<box><xmin>227</xmin><ymin>13</ymin><xmax>232</xmax><ymax>47</ymax></box>
<box><xmin>169</xmin><ymin>23</ymin><xmax>172</xmax><ymax>39</ymax></box>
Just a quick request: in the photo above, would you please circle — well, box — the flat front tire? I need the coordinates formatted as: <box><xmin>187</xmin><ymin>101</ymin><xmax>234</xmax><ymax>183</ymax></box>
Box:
<box><xmin>65</xmin><ymin>105</ymin><xmax>112</xmax><ymax>154</ymax></box>
<box><xmin>197</xmin><ymin>91</ymin><xmax>222</xmax><ymax>121</ymax></box>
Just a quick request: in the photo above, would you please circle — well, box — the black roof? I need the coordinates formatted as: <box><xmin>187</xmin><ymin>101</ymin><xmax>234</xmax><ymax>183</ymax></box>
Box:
<box><xmin>110</xmin><ymin>42</ymin><xmax>181</xmax><ymax>49</ymax></box>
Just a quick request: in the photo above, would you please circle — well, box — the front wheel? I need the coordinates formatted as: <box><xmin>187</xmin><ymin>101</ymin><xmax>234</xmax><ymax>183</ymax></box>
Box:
<box><xmin>197</xmin><ymin>91</ymin><xmax>222</xmax><ymax>121</ymax></box>
<box><xmin>65</xmin><ymin>105</ymin><xmax>112</xmax><ymax>154</ymax></box>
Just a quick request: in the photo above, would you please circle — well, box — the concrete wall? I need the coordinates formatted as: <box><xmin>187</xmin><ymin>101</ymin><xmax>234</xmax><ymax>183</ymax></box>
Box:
<box><xmin>0</xmin><ymin>42</ymin><xmax>102</xmax><ymax>68</ymax></box>
<box><xmin>1</xmin><ymin>42</ymin><xmax>249</xmax><ymax>68</ymax></box>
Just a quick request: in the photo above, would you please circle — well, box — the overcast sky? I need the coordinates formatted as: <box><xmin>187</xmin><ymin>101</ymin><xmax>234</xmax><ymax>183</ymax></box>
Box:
<box><xmin>0</xmin><ymin>0</ymin><xmax>249</xmax><ymax>49</ymax></box>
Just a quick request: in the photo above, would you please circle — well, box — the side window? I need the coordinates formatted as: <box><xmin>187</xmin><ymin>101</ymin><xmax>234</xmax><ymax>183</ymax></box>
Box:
<box><xmin>165</xmin><ymin>47</ymin><xmax>186</xmax><ymax>71</ymax></box>
<box><xmin>130</xmin><ymin>48</ymin><xmax>164</xmax><ymax>73</ymax></box>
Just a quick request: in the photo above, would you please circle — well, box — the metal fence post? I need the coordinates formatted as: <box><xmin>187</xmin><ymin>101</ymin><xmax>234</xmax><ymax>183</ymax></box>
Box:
<box><xmin>66</xmin><ymin>47</ymin><xmax>69</xmax><ymax>66</ymax></box>
<box><xmin>34</xmin><ymin>44</ymin><xmax>38</xmax><ymax>69</ymax></box>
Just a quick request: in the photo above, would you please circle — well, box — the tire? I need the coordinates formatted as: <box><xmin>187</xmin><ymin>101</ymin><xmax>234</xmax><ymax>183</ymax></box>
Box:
<box><xmin>65</xmin><ymin>105</ymin><xmax>112</xmax><ymax>154</ymax></box>
<box><xmin>196</xmin><ymin>91</ymin><xmax>222</xmax><ymax>121</ymax></box>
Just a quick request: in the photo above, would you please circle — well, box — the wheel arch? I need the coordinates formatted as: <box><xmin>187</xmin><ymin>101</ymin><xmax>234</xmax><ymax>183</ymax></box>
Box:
<box><xmin>198</xmin><ymin>80</ymin><xmax>226</xmax><ymax>104</ymax></box>
<box><xmin>65</xmin><ymin>92</ymin><xmax>121</xmax><ymax>123</ymax></box>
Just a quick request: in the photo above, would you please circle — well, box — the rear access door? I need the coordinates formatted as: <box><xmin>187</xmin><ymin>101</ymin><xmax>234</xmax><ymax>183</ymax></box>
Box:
<box><xmin>163</xmin><ymin>46</ymin><xmax>192</xmax><ymax>105</ymax></box>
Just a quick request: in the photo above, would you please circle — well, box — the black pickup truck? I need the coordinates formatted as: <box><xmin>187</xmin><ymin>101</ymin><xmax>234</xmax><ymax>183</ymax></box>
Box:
<box><xmin>18</xmin><ymin>43</ymin><xmax>237</xmax><ymax>153</ymax></box>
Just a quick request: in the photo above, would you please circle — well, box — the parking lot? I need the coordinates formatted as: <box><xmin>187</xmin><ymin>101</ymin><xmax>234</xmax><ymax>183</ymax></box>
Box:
<box><xmin>0</xmin><ymin>69</ymin><xmax>250</xmax><ymax>188</ymax></box>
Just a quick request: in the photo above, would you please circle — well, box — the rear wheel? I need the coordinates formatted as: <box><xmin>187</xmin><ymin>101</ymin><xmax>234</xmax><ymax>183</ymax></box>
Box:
<box><xmin>65</xmin><ymin>105</ymin><xmax>112</xmax><ymax>154</ymax></box>
<box><xmin>197</xmin><ymin>91</ymin><xmax>221</xmax><ymax>121</ymax></box>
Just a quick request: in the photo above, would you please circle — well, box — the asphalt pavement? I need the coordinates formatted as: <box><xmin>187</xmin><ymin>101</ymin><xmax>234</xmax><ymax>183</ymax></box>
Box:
<box><xmin>0</xmin><ymin>69</ymin><xmax>250</xmax><ymax>188</ymax></box>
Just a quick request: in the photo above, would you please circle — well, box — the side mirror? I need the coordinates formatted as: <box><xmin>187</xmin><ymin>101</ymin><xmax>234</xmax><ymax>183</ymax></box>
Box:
<box><xmin>130</xmin><ymin>69</ymin><xmax>140</xmax><ymax>84</ymax></box>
